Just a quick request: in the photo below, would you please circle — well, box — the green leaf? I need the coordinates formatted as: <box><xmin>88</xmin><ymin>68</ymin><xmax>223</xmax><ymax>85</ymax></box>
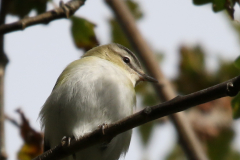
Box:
<box><xmin>234</xmin><ymin>56</ymin><xmax>240</xmax><ymax>69</ymax></box>
<box><xmin>193</xmin><ymin>0</ymin><xmax>212</xmax><ymax>5</ymax></box>
<box><xmin>192</xmin><ymin>0</ymin><xmax>236</xmax><ymax>19</ymax></box>
<box><xmin>7</xmin><ymin>0</ymin><xmax>48</xmax><ymax>18</ymax></box>
<box><xmin>70</xmin><ymin>16</ymin><xmax>99</xmax><ymax>51</ymax></box>
<box><xmin>193</xmin><ymin>0</ymin><xmax>226</xmax><ymax>12</ymax></box>
<box><xmin>231</xmin><ymin>92</ymin><xmax>240</xmax><ymax>119</ymax></box>
<box><xmin>212</xmin><ymin>0</ymin><xmax>226</xmax><ymax>12</ymax></box>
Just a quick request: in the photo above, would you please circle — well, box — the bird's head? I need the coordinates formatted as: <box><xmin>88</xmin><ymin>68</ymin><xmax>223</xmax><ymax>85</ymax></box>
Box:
<box><xmin>82</xmin><ymin>43</ymin><xmax>158</xmax><ymax>86</ymax></box>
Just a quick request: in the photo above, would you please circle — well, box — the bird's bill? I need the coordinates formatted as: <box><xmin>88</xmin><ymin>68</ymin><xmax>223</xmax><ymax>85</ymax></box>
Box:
<box><xmin>139</xmin><ymin>73</ymin><xmax>158</xmax><ymax>83</ymax></box>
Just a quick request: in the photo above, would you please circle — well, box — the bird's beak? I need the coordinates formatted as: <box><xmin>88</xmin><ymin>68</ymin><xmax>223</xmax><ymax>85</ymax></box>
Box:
<box><xmin>138</xmin><ymin>72</ymin><xmax>158</xmax><ymax>83</ymax></box>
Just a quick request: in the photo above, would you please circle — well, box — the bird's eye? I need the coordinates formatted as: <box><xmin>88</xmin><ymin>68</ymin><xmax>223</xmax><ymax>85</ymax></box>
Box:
<box><xmin>123</xmin><ymin>57</ymin><xmax>130</xmax><ymax>63</ymax></box>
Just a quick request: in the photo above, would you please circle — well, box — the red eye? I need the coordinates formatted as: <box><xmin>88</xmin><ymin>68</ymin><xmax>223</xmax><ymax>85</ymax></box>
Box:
<box><xmin>123</xmin><ymin>57</ymin><xmax>130</xmax><ymax>63</ymax></box>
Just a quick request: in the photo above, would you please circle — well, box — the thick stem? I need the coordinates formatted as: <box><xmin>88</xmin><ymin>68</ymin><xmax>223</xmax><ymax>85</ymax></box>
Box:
<box><xmin>105</xmin><ymin>0</ymin><xmax>208</xmax><ymax>159</ymax></box>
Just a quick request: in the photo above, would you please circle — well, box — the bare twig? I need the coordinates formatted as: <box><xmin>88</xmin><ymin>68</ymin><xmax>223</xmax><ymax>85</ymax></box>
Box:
<box><xmin>32</xmin><ymin>75</ymin><xmax>240</xmax><ymax>160</ymax></box>
<box><xmin>0</xmin><ymin>0</ymin><xmax>9</xmax><ymax>159</ymax></box>
<box><xmin>0</xmin><ymin>0</ymin><xmax>86</xmax><ymax>35</ymax></box>
<box><xmin>105</xmin><ymin>0</ymin><xmax>208</xmax><ymax>159</ymax></box>
<box><xmin>4</xmin><ymin>114</ymin><xmax>20</xmax><ymax>128</ymax></box>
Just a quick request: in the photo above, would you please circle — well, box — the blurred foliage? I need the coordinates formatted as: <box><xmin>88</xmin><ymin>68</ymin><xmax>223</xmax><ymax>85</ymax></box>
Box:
<box><xmin>225</xmin><ymin>10</ymin><xmax>240</xmax><ymax>42</ymax></box>
<box><xmin>125</xmin><ymin>0</ymin><xmax>143</xmax><ymax>20</ymax></box>
<box><xmin>138</xmin><ymin>122</ymin><xmax>154</xmax><ymax>145</ymax></box>
<box><xmin>109</xmin><ymin>0</ymin><xmax>143</xmax><ymax>50</ymax></box>
<box><xmin>234</xmin><ymin>56</ymin><xmax>240</xmax><ymax>69</ymax></box>
<box><xmin>207</xmin><ymin>129</ymin><xmax>235</xmax><ymax>160</ymax></box>
<box><xmin>193</xmin><ymin>0</ymin><xmax>239</xmax><ymax>19</ymax></box>
<box><xmin>231</xmin><ymin>93</ymin><xmax>240</xmax><ymax>119</ymax></box>
<box><xmin>16</xmin><ymin>109</ymin><xmax>43</xmax><ymax>160</ymax></box>
<box><xmin>167</xmin><ymin>130</ymin><xmax>240</xmax><ymax>160</ymax></box>
<box><xmin>6</xmin><ymin>0</ymin><xmax>48</xmax><ymax>18</ymax></box>
<box><xmin>109</xmin><ymin>19</ymin><xmax>132</xmax><ymax>50</ymax></box>
<box><xmin>136</xmin><ymin>83</ymin><xmax>159</xmax><ymax>106</ymax></box>
<box><xmin>175</xmin><ymin>46</ymin><xmax>210</xmax><ymax>94</ymax></box>
<box><xmin>135</xmin><ymin>82</ymin><xmax>160</xmax><ymax>145</ymax></box>
<box><xmin>231</xmin><ymin>22</ymin><xmax>240</xmax><ymax>41</ymax></box>
<box><xmin>168</xmin><ymin>45</ymin><xmax>240</xmax><ymax>160</ymax></box>
<box><xmin>230</xmin><ymin>56</ymin><xmax>240</xmax><ymax>119</ymax></box>
<box><xmin>175</xmin><ymin>45</ymin><xmax>240</xmax><ymax>95</ymax></box>
<box><xmin>227</xmin><ymin>16</ymin><xmax>240</xmax><ymax>119</ymax></box>
<box><xmin>166</xmin><ymin>145</ymin><xmax>186</xmax><ymax>160</ymax></box>
<box><xmin>70</xmin><ymin>16</ymin><xmax>99</xmax><ymax>52</ymax></box>
<box><xmin>216</xmin><ymin>60</ymin><xmax>240</xmax><ymax>83</ymax></box>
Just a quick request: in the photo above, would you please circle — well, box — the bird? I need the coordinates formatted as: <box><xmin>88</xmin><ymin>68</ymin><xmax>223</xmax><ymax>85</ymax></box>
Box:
<box><xmin>39</xmin><ymin>43</ymin><xmax>157</xmax><ymax>160</ymax></box>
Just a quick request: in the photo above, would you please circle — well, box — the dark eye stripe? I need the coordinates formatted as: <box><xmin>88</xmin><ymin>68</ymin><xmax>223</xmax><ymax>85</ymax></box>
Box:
<box><xmin>115</xmin><ymin>43</ymin><xmax>142</xmax><ymax>69</ymax></box>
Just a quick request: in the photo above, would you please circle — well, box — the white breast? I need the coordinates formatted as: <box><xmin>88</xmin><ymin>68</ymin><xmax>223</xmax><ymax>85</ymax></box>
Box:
<box><xmin>40</xmin><ymin>56</ymin><xmax>136</xmax><ymax>160</ymax></box>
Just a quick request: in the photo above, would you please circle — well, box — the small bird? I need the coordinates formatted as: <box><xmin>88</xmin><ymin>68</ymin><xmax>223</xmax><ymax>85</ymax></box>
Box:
<box><xmin>39</xmin><ymin>43</ymin><xmax>157</xmax><ymax>160</ymax></box>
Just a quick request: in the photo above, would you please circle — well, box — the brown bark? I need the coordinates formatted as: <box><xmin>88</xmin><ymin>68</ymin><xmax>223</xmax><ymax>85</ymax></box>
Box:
<box><xmin>0</xmin><ymin>0</ymin><xmax>86</xmax><ymax>35</ymax></box>
<box><xmin>0</xmin><ymin>0</ymin><xmax>9</xmax><ymax>159</ymax></box>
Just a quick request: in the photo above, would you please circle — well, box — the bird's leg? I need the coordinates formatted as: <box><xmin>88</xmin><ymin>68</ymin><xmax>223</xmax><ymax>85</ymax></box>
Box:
<box><xmin>61</xmin><ymin>136</ymin><xmax>76</xmax><ymax>159</ymax></box>
<box><xmin>100</xmin><ymin>123</ymin><xmax>108</xmax><ymax>135</ymax></box>
<box><xmin>59</xmin><ymin>0</ymin><xmax>72</xmax><ymax>18</ymax></box>
<box><xmin>98</xmin><ymin>123</ymin><xmax>113</xmax><ymax>151</ymax></box>
<box><xmin>61</xmin><ymin>136</ymin><xmax>72</xmax><ymax>147</ymax></box>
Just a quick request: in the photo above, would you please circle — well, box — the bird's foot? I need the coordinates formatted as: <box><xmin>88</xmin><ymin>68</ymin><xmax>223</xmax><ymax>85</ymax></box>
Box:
<box><xmin>98</xmin><ymin>123</ymin><xmax>108</xmax><ymax>135</ymax></box>
<box><xmin>98</xmin><ymin>123</ymin><xmax>113</xmax><ymax>151</ymax></box>
<box><xmin>61</xmin><ymin>136</ymin><xmax>75</xmax><ymax>147</ymax></box>
<box><xmin>61</xmin><ymin>136</ymin><xmax>77</xmax><ymax>159</ymax></box>
<box><xmin>59</xmin><ymin>1</ymin><xmax>71</xmax><ymax>18</ymax></box>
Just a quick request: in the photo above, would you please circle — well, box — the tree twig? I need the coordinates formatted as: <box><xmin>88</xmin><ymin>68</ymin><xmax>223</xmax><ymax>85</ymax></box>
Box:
<box><xmin>0</xmin><ymin>0</ymin><xmax>86</xmax><ymax>35</ymax></box>
<box><xmin>32</xmin><ymin>75</ymin><xmax>240</xmax><ymax>160</ymax></box>
<box><xmin>4</xmin><ymin>114</ymin><xmax>20</xmax><ymax>128</ymax></box>
<box><xmin>0</xmin><ymin>0</ymin><xmax>9</xmax><ymax>159</ymax></box>
<box><xmin>105</xmin><ymin>0</ymin><xmax>208</xmax><ymax>159</ymax></box>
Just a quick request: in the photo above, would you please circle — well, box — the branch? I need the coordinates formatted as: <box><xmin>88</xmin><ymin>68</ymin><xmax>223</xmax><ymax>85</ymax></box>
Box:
<box><xmin>33</xmin><ymin>75</ymin><xmax>240</xmax><ymax>160</ymax></box>
<box><xmin>105</xmin><ymin>0</ymin><xmax>208</xmax><ymax>159</ymax></box>
<box><xmin>0</xmin><ymin>0</ymin><xmax>86</xmax><ymax>35</ymax></box>
<box><xmin>0</xmin><ymin>0</ymin><xmax>9</xmax><ymax>159</ymax></box>
<box><xmin>4</xmin><ymin>114</ymin><xmax>20</xmax><ymax>128</ymax></box>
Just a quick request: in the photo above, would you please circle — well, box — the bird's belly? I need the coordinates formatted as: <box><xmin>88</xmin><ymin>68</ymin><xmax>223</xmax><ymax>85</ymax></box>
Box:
<box><xmin>42</xmin><ymin>59</ymin><xmax>136</xmax><ymax>160</ymax></box>
<box><xmin>45</xmin><ymin>79</ymin><xmax>135</xmax><ymax>160</ymax></box>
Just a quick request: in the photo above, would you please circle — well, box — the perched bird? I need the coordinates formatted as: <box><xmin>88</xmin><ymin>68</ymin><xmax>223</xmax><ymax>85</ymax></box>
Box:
<box><xmin>39</xmin><ymin>43</ymin><xmax>157</xmax><ymax>160</ymax></box>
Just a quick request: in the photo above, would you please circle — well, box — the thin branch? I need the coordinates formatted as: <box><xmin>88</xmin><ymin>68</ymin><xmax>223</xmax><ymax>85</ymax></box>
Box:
<box><xmin>105</xmin><ymin>0</ymin><xmax>208</xmax><ymax>159</ymax></box>
<box><xmin>0</xmin><ymin>0</ymin><xmax>9</xmax><ymax>159</ymax></box>
<box><xmin>32</xmin><ymin>75</ymin><xmax>240</xmax><ymax>160</ymax></box>
<box><xmin>0</xmin><ymin>0</ymin><xmax>86</xmax><ymax>35</ymax></box>
<box><xmin>4</xmin><ymin>114</ymin><xmax>20</xmax><ymax>128</ymax></box>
